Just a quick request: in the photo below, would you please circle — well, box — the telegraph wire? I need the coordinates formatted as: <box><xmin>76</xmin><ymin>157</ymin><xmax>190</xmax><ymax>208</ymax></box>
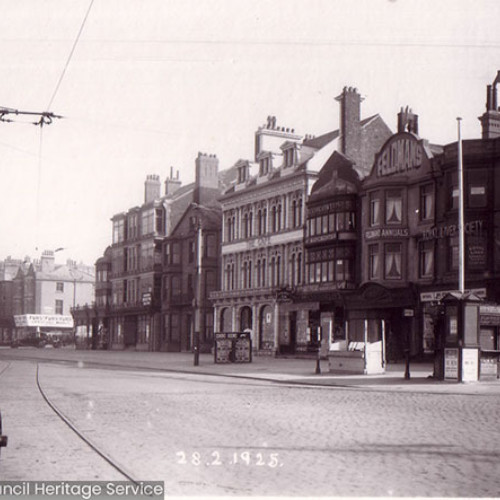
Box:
<box><xmin>31</xmin><ymin>0</ymin><xmax>94</xmax><ymax>252</ymax></box>
<box><xmin>35</xmin><ymin>124</ymin><xmax>44</xmax><ymax>251</ymax></box>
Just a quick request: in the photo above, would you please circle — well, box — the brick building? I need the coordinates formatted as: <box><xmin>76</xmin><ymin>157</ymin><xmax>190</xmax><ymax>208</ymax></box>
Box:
<box><xmin>211</xmin><ymin>87</ymin><xmax>391</xmax><ymax>355</ymax></box>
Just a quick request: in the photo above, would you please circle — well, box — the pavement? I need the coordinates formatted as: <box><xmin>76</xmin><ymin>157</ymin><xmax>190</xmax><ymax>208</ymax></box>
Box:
<box><xmin>1</xmin><ymin>346</ymin><xmax>500</xmax><ymax>395</ymax></box>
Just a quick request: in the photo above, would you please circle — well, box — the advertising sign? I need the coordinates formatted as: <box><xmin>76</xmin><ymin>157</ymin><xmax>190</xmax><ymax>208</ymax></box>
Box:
<box><xmin>214</xmin><ymin>332</ymin><xmax>252</xmax><ymax>364</ymax></box>
<box><xmin>462</xmin><ymin>348</ymin><xmax>479</xmax><ymax>382</ymax></box>
<box><xmin>444</xmin><ymin>348</ymin><xmax>459</xmax><ymax>380</ymax></box>
<box><xmin>14</xmin><ymin>314</ymin><xmax>74</xmax><ymax>328</ymax></box>
<box><xmin>214</xmin><ymin>339</ymin><xmax>233</xmax><ymax>363</ymax></box>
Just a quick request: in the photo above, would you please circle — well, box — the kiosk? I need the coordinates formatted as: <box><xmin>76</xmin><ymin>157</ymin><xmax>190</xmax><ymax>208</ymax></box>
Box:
<box><xmin>437</xmin><ymin>292</ymin><xmax>481</xmax><ymax>382</ymax></box>
<box><xmin>328</xmin><ymin>318</ymin><xmax>386</xmax><ymax>375</ymax></box>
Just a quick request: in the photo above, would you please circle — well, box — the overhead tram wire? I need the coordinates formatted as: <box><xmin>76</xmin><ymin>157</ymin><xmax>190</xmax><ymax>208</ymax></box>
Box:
<box><xmin>46</xmin><ymin>0</ymin><xmax>95</xmax><ymax>111</ymax></box>
<box><xmin>0</xmin><ymin>1</ymin><xmax>93</xmax><ymax>253</ymax></box>
<box><xmin>35</xmin><ymin>0</ymin><xmax>95</xmax><ymax>251</ymax></box>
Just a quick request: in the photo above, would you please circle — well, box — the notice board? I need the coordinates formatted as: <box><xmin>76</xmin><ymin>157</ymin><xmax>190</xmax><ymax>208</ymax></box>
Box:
<box><xmin>214</xmin><ymin>332</ymin><xmax>252</xmax><ymax>364</ymax></box>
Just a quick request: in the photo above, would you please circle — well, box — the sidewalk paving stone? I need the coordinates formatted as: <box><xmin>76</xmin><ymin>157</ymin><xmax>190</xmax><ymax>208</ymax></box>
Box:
<box><xmin>0</xmin><ymin>346</ymin><xmax>499</xmax><ymax>396</ymax></box>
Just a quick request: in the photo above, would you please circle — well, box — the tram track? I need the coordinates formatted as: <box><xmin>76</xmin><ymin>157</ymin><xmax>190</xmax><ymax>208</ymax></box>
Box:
<box><xmin>34</xmin><ymin>362</ymin><xmax>140</xmax><ymax>484</ymax></box>
<box><xmin>0</xmin><ymin>360</ymin><xmax>12</xmax><ymax>378</ymax></box>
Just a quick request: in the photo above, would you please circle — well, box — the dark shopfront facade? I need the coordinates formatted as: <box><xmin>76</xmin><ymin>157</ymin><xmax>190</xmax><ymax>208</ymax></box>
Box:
<box><xmin>351</xmin><ymin>92</ymin><xmax>500</xmax><ymax>368</ymax></box>
<box><xmin>355</xmin><ymin>109</ymin><xmax>444</xmax><ymax>361</ymax></box>
<box><xmin>416</xmin><ymin>134</ymin><xmax>500</xmax><ymax>369</ymax></box>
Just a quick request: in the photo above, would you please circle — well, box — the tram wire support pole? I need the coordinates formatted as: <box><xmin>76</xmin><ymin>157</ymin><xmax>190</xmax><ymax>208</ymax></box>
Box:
<box><xmin>193</xmin><ymin>207</ymin><xmax>203</xmax><ymax>367</ymax></box>
<box><xmin>315</xmin><ymin>327</ymin><xmax>321</xmax><ymax>375</ymax></box>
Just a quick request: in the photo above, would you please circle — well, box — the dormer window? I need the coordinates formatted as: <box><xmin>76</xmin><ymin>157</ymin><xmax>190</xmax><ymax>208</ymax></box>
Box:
<box><xmin>280</xmin><ymin>141</ymin><xmax>299</xmax><ymax>169</ymax></box>
<box><xmin>260</xmin><ymin>156</ymin><xmax>270</xmax><ymax>176</ymax></box>
<box><xmin>284</xmin><ymin>147</ymin><xmax>295</xmax><ymax>167</ymax></box>
<box><xmin>237</xmin><ymin>162</ymin><xmax>249</xmax><ymax>184</ymax></box>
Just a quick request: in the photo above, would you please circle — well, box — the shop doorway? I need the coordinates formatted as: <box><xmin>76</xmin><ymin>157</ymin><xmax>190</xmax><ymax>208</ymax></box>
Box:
<box><xmin>123</xmin><ymin>316</ymin><xmax>137</xmax><ymax>347</ymax></box>
<box><xmin>240</xmin><ymin>306</ymin><xmax>253</xmax><ymax>332</ymax></box>
<box><xmin>220</xmin><ymin>307</ymin><xmax>232</xmax><ymax>332</ymax></box>
<box><xmin>259</xmin><ymin>305</ymin><xmax>274</xmax><ymax>350</ymax></box>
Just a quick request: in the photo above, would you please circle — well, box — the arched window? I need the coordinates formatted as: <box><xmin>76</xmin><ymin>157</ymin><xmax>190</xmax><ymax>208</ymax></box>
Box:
<box><xmin>271</xmin><ymin>206</ymin><xmax>277</xmax><ymax>232</ymax></box>
<box><xmin>226</xmin><ymin>217</ymin><xmax>232</xmax><ymax>242</ymax></box>
<box><xmin>297</xmin><ymin>252</ymin><xmax>302</xmax><ymax>284</ymax></box>
<box><xmin>243</xmin><ymin>213</ymin><xmax>248</xmax><ymax>238</ymax></box>
<box><xmin>270</xmin><ymin>257</ymin><xmax>276</xmax><ymax>287</ymax></box>
<box><xmin>276</xmin><ymin>256</ymin><xmax>281</xmax><ymax>286</ymax></box>
<box><xmin>297</xmin><ymin>198</ymin><xmax>302</xmax><ymax>226</ymax></box>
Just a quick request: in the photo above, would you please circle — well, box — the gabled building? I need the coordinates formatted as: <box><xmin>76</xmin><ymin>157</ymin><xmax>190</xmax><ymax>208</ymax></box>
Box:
<box><xmin>211</xmin><ymin>87</ymin><xmax>391</xmax><ymax>355</ymax></box>
<box><xmin>300</xmin><ymin>151</ymin><xmax>361</xmax><ymax>354</ymax></box>
<box><xmin>161</xmin><ymin>201</ymin><xmax>222</xmax><ymax>352</ymax></box>
<box><xmin>12</xmin><ymin>250</ymin><xmax>94</xmax><ymax>342</ymax></box>
<box><xmin>92</xmin><ymin>153</ymin><xmax>234</xmax><ymax>351</ymax></box>
<box><xmin>353</xmin><ymin>107</ymin><xmax>443</xmax><ymax>361</ymax></box>
<box><xmin>342</xmin><ymin>71</ymin><xmax>500</xmax><ymax>363</ymax></box>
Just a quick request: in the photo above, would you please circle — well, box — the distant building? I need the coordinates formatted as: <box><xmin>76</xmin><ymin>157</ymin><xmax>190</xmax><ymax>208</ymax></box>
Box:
<box><xmin>8</xmin><ymin>250</ymin><xmax>94</xmax><ymax>341</ymax></box>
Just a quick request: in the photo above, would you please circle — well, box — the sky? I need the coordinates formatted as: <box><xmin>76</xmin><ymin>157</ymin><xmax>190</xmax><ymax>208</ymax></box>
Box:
<box><xmin>0</xmin><ymin>0</ymin><xmax>499</xmax><ymax>266</ymax></box>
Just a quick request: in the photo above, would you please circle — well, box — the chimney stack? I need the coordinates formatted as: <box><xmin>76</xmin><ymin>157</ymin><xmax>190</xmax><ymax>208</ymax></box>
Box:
<box><xmin>335</xmin><ymin>86</ymin><xmax>363</xmax><ymax>160</ymax></box>
<box><xmin>479</xmin><ymin>71</ymin><xmax>500</xmax><ymax>139</ymax></box>
<box><xmin>194</xmin><ymin>152</ymin><xmax>219</xmax><ymax>204</ymax></box>
<box><xmin>397</xmin><ymin>106</ymin><xmax>419</xmax><ymax>135</ymax></box>
<box><xmin>40</xmin><ymin>250</ymin><xmax>55</xmax><ymax>273</ymax></box>
<box><xmin>144</xmin><ymin>174</ymin><xmax>161</xmax><ymax>203</ymax></box>
<box><xmin>164</xmin><ymin>168</ymin><xmax>182</xmax><ymax>196</ymax></box>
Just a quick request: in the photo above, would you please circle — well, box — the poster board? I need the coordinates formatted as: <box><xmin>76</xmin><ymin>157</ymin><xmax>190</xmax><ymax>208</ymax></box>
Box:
<box><xmin>444</xmin><ymin>348</ymin><xmax>459</xmax><ymax>380</ymax></box>
<box><xmin>214</xmin><ymin>332</ymin><xmax>252</xmax><ymax>364</ymax></box>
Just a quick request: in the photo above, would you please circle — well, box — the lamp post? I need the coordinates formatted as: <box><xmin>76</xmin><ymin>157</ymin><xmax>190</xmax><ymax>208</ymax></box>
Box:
<box><xmin>315</xmin><ymin>327</ymin><xmax>321</xmax><ymax>374</ymax></box>
<box><xmin>457</xmin><ymin>117</ymin><xmax>465</xmax><ymax>294</ymax></box>
<box><xmin>193</xmin><ymin>215</ymin><xmax>202</xmax><ymax>367</ymax></box>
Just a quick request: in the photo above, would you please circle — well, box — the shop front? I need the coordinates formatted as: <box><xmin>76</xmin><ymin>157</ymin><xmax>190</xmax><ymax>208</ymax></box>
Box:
<box><xmin>325</xmin><ymin>283</ymin><xmax>418</xmax><ymax>374</ymax></box>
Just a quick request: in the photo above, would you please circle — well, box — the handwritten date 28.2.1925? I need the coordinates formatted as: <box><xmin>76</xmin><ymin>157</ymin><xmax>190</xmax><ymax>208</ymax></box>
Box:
<box><xmin>175</xmin><ymin>451</ymin><xmax>283</xmax><ymax>468</ymax></box>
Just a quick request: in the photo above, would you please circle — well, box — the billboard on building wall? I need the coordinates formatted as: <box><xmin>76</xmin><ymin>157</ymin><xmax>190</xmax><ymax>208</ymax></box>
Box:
<box><xmin>13</xmin><ymin>314</ymin><xmax>74</xmax><ymax>328</ymax></box>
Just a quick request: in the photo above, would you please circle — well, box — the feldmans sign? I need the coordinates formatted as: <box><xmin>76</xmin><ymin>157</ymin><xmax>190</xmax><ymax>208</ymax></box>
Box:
<box><xmin>14</xmin><ymin>314</ymin><xmax>74</xmax><ymax>328</ymax></box>
<box><xmin>376</xmin><ymin>134</ymin><xmax>426</xmax><ymax>178</ymax></box>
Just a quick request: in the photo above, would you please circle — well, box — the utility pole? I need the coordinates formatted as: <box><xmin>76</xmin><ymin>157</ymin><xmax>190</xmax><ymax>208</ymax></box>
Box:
<box><xmin>457</xmin><ymin>117</ymin><xmax>465</xmax><ymax>294</ymax></box>
<box><xmin>0</xmin><ymin>108</ymin><xmax>62</xmax><ymax>127</ymax></box>
<box><xmin>193</xmin><ymin>214</ymin><xmax>203</xmax><ymax>366</ymax></box>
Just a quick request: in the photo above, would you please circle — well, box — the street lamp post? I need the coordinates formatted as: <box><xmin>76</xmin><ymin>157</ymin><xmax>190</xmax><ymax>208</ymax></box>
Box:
<box><xmin>315</xmin><ymin>327</ymin><xmax>321</xmax><ymax>374</ymax></box>
<box><xmin>457</xmin><ymin>117</ymin><xmax>465</xmax><ymax>294</ymax></box>
<box><xmin>193</xmin><ymin>216</ymin><xmax>202</xmax><ymax>367</ymax></box>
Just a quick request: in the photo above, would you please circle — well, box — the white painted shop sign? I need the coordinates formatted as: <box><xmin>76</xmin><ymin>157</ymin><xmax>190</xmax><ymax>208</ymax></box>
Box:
<box><xmin>420</xmin><ymin>288</ymin><xmax>487</xmax><ymax>302</ymax></box>
<box><xmin>376</xmin><ymin>137</ymin><xmax>423</xmax><ymax>177</ymax></box>
<box><xmin>14</xmin><ymin>314</ymin><xmax>74</xmax><ymax>328</ymax></box>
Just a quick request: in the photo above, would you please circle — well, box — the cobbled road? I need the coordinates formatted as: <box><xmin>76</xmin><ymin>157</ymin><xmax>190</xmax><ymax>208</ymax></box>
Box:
<box><xmin>1</xmin><ymin>359</ymin><xmax>499</xmax><ymax>497</ymax></box>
